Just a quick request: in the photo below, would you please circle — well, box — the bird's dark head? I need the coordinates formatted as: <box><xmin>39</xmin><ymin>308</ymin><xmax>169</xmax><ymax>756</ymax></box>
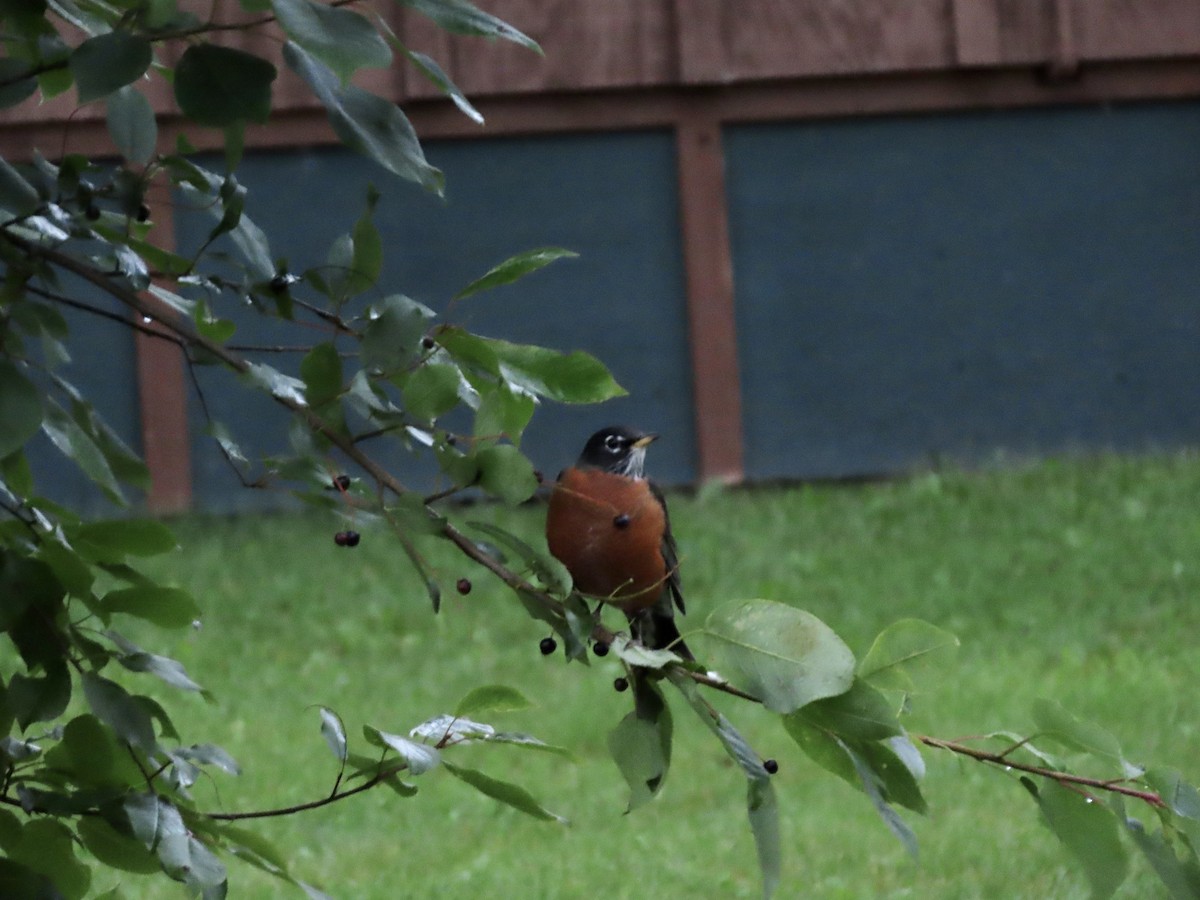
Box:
<box><xmin>577</xmin><ymin>426</ymin><xmax>658</xmax><ymax>478</ymax></box>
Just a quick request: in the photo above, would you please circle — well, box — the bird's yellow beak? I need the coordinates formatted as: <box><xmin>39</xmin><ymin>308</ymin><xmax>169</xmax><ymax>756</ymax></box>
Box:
<box><xmin>632</xmin><ymin>433</ymin><xmax>659</xmax><ymax>449</ymax></box>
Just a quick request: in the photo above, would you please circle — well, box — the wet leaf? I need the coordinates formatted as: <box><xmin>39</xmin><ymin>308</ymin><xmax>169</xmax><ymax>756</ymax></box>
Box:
<box><xmin>702</xmin><ymin>600</ymin><xmax>855</xmax><ymax>714</ymax></box>
<box><xmin>455</xmin><ymin>247</ymin><xmax>577</xmax><ymax>300</ymax></box>
<box><xmin>443</xmin><ymin>762</ymin><xmax>566</xmax><ymax>823</ymax></box>
<box><xmin>858</xmin><ymin>619</ymin><xmax>959</xmax><ymax>693</ymax></box>
<box><xmin>454</xmin><ymin>684</ymin><xmax>532</xmax><ymax>717</ymax></box>
<box><xmin>175</xmin><ymin>43</ymin><xmax>276</xmax><ymax>126</ymax></box>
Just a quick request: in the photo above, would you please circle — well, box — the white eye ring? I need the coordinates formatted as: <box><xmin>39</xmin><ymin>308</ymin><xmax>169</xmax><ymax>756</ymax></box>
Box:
<box><xmin>604</xmin><ymin>434</ymin><xmax>623</xmax><ymax>451</ymax></box>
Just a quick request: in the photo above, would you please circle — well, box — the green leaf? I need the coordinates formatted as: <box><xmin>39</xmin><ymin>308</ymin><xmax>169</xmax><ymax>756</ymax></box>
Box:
<box><xmin>454</xmin><ymin>684</ymin><xmax>532</xmax><ymax>718</ymax></box>
<box><xmin>1032</xmin><ymin>699</ymin><xmax>1139</xmax><ymax>778</ymax></box>
<box><xmin>401</xmin><ymin>0</ymin><xmax>541</xmax><ymax>53</ymax></box>
<box><xmin>360</xmin><ymin>294</ymin><xmax>434</xmax><ymax>373</ymax></box>
<box><xmin>0</xmin><ymin>361</ymin><xmax>43</xmax><ymax>460</ymax></box>
<box><xmin>9</xmin><ymin>664</ymin><xmax>70</xmax><ymax>730</ymax></box>
<box><xmin>402</xmin><ymin>362</ymin><xmax>462</xmax><ymax>422</ymax></box>
<box><xmin>106</xmin><ymin>85</ymin><xmax>157</xmax><ymax>164</ymax></box>
<box><xmin>300</xmin><ymin>342</ymin><xmax>343</xmax><ymax>407</ymax></box>
<box><xmin>154</xmin><ymin>806</ymin><xmax>227</xmax><ymax>889</ymax></box>
<box><xmin>796</xmin><ymin>679</ymin><xmax>902</xmax><ymax>741</ymax></box>
<box><xmin>273</xmin><ymin>0</ymin><xmax>391</xmax><ymax>83</ymax></box>
<box><xmin>433</xmin><ymin>440</ymin><xmax>479</xmax><ymax>486</ymax></box>
<box><xmin>475</xmin><ymin>444</ymin><xmax>538</xmax><ymax>504</ymax></box>
<box><xmin>283</xmin><ymin>42</ymin><xmax>443</xmax><ymax>192</ymax></box>
<box><xmin>402</xmin><ymin>49</ymin><xmax>483</xmax><ymax>124</ymax></box>
<box><xmin>77</xmin><ymin>816</ymin><xmax>161</xmax><ymax>875</ymax></box>
<box><xmin>0</xmin><ymin>158</ymin><xmax>40</xmax><ymax>217</ymax></box>
<box><xmin>607</xmin><ymin>682</ymin><xmax>672</xmax><ymax>811</ymax></box>
<box><xmin>82</xmin><ymin>673</ymin><xmax>157</xmax><ymax>753</ymax></box>
<box><xmin>485</xmin><ymin>337</ymin><xmax>625</xmax><ymax>404</ymax></box>
<box><xmin>455</xmin><ymin>247</ymin><xmax>578</xmax><ymax>300</ymax></box>
<box><xmin>0</xmin><ymin>59</ymin><xmax>37</xmax><ymax>110</ymax></box>
<box><xmin>857</xmin><ymin>618</ymin><xmax>959</xmax><ymax>692</ymax></box>
<box><xmin>246</xmin><ymin>361</ymin><xmax>308</xmax><ymax>406</ymax></box>
<box><xmin>784</xmin><ymin>712</ymin><xmax>926</xmax><ymax>815</ymax></box>
<box><xmin>69</xmin><ymin>31</ymin><xmax>151</xmax><ymax>103</ymax></box>
<box><xmin>474</xmin><ymin>381</ymin><xmax>535</xmax><ymax>445</ymax></box>
<box><xmin>466</xmin><ymin>521</ymin><xmax>571</xmax><ymax>595</ymax></box>
<box><xmin>72</xmin><ymin>519</ymin><xmax>177</xmax><ymax>561</ymax></box>
<box><xmin>1144</xmin><ymin>768</ymin><xmax>1200</xmax><ymax>820</ymax></box>
<box><xmin>10</xmin><ymin>819</ymin><xmax>90</xmax><ymax>900</ymax></box>
<box><xmin>35</xmin><ymin>537</ymin><xmax>94</xmax><ymax>597</ymax></box>
<box><xmin>99</xmin><ymin>585</ymin><xmax>201</xmax><ymax>629</ymax></box>
<box><xmin>1033</xmin><ymin>780</ymin><xmax>1129</xmax><ymax>898</ymax></box>
<box><xmin>701</xmin><ymin>600</ymin><xmax>856</xmax><ymax>714</ymax></box>
<box><xmin>352</xmin><ymin>193</ymin><xmax>383</xmax><ymax>287</ymax></box>
<box><xmin>114</xmin><ymin>642</ymin><xmax>203</xmax><ymax>692</ymax></box>
<box><xmin>42</xmin><ymin>401</ymin><xmax>124</xmax><ymax>503</ymax></box>
<box><xmin>841</xmin><ymin>736</ymin><xmax>920</xmax><ymax>860</ymax></box>
<box><xmin>669</xmin><ymin>672</ymin><xmax>778</xmax><ymax>897</ymax></box>
<box><xmin>175</xmin><ymin>43</ymin><xmax>276</xmax><ymax>126</ymax></box>
<box><xmin>436</xmin><ymin>326</ymin><xmax>500</xmax><ymax>374</ymax></box>
<box><xmin>176</xmin><ymin>742</ymin><xmax>240</xmax><ymax>774</ymax></box>
<box><xmin>219</xmin><ymin>825</ymin><xmax>290</xmax><ymax>877</ymax></box>
<box><xmin>610</xmin><ymin>633</ymin><xmax>681</xmax><ymax>670</ymax></box>
<box><xmin>1120</xmin><ymin>812</ymin><xmax>1200</xmax><ymax>900</ymax></box>
<box><xmin>443</xmin><ymin>762</ymin><xmax>566</xmax><ymax>823</ymax></box>
<box><xmin>319</xmin><ymin>707</ymin><xmax>347</xmax><ymax>763</ymax></box>
<box><xmin>363</xmin><ymin>725</ymin><xmax>440</xmax><ymax>774</ymax></box>
<box><xmin>748</xmin><ymin>776</ymin><xmax>782</xmax><ymax>900</ymax></box>
<box><xmin>58</xmin><ymin>714</ymin><xmax>120</xmax><ymax>784</ymax></box>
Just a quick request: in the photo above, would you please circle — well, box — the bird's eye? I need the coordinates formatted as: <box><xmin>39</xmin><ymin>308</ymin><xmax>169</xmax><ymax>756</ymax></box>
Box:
<box><xmin>603</xmin><ymin>434</ymin><xmax>623</xmax><ymax>452</ymax></box>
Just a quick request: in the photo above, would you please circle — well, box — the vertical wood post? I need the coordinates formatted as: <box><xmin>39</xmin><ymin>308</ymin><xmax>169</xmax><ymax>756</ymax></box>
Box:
<box><xmin>675</xmin><ymin>100</ymin><xmax>744</xmax><ymax>483</ymax></box>
<box><xmin>134</xmin><ymin>197</ymin><xmax>192</xmax><ymax>514</ymax></box>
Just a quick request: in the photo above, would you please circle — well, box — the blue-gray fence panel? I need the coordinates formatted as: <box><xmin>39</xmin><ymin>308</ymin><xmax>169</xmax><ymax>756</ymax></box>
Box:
<box><xmin>726</xmin><ymin>101</ymin><xmax>1200</xmax><ymax>480</ymax></box>
<box><xmin>175</xmin><ymin>130</ymin><xmax>693</xmax><ymax>511</ymax></box>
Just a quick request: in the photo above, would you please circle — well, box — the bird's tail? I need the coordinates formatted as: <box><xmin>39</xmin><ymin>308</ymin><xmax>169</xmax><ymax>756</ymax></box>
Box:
<box><xmin>629</xmin><ymin>605</ymin><xmax>693</xmax><ymax>661</ymax></box>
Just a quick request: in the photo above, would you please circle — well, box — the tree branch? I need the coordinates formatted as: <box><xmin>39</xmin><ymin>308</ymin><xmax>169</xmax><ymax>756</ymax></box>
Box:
<box><xmin>203</xmin><ymin>764</ymin><xmax>407</xmax><ymax>821</ymax></box>
<box><xmin>915</xmin><ymin>734</ymin><xmax>1167</xmax><ymax>808</ymax></box>
<box><xmin>5</xmin><ymin>230</ymin><xmax>743</xmax><ymax>697</ymax></box>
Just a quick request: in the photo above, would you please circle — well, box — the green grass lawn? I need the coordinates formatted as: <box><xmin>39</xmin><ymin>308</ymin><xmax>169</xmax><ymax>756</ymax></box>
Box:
<box><xmin>111</xmin><ymin>453</ymin><xmax>1200</xmax><ymax>898</ymax></box>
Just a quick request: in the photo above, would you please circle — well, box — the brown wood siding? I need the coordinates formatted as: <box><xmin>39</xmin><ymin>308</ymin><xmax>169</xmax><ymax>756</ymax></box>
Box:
<box><xmin>401</xmin><ymin>1</ymin><xmax>679</xmax><ymax>97</ymax></box>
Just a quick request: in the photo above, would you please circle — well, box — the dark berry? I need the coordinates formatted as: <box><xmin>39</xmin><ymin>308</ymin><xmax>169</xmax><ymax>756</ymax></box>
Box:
<box><xmin>334</xmin><ymin>530</ymin><xmax>360</xmax><ymax>547</ymax></box>
<box><xmin>613</xmin><ymin>513</ymin><xmax>631</xmax><ymax>529</ymax></box>
<box><xmin>613</xmin><ymin>677</ymin><xmax>629</xmax><ymax>693</ymax></box>
<box><xmin>137</xmin><ymin>203</ymin><xmax>151</xmax><ymax>222</ymax></box>
<box><xmin>421</xmin><ymin>336</ymin><xmax>435</xmax><ymax>350</ymax></box>
<box><xmin>269</xmin><ymin>274</ymin><xmax>290</xmax><ymax>292</ymax></box>
<box><xmin>539</xmin><ymin>636</ymin><xmax>557</xmax><ymax>656</ymax></box>
<box><xmin>456</xmin><ymin>577</ymin><xmax>472</xmax><ymax>595</ymax></box>
<box><xmin>331</xmin><ymin>474</ymin><xmax>351</xmax><ymax>491</ymax></box>
<box><xmin>592</xmin><ymin>640</ymin><xmax>609</xmax><ymax>657</ymax></box>
<box><xmin>534</xmin><ymin>470</ymin><xmax>544</xmax><ymax>484</ymax></box>
<box><xmin>764</xmin><ymin>759</ymin><xmax>779</xmax><ymax>775</ymax></box>
<box><xmin>445</xmin><ymin>434</ymin><xmax>457</xmax><ymax>446</ymax></box>
<box><xmin>85</xmin><ymin>206</ymin><xmax>101</xmax><ymax>221</ymax></box>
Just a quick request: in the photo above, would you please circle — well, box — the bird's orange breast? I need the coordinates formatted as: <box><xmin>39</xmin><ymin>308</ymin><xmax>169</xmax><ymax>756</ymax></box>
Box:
<box><xmin>545</xmin><ymin>468</ymin><xmax>667</xmax><ymax>611</ymax></box>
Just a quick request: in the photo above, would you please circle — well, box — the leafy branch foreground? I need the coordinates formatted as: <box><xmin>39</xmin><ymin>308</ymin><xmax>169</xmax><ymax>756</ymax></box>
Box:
<box><xmin>2</xmin><ymin>0</ymin><xmax>1200</xmax><ymax>897</ymax></box>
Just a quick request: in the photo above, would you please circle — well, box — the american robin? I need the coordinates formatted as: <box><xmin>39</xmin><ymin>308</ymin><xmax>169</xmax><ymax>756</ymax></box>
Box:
<box><xmin>545</xmin><ymin>426</ymin><xmax>692</xmax><ymax>660</ymax></box>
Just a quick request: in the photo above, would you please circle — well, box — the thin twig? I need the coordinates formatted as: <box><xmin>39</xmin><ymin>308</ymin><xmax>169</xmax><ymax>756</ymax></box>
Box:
<box><xmin>6</xmin><ymin>231</ymin><xmax>742</xmax><ymax>698</ymax></box>
<box><xmin>915</xmin><ymin>734</ymin><xmax>1166</xmax><ymax>808</ymax></box>
<box><xmin>203</xmin><ymin>764</ymin><xmax>407</xmax><ymax>821</ymax></box>
<box><xmin>26</xmin><ymin>285</ymin><xmax>186</xmax><ymax>346</ymax></box>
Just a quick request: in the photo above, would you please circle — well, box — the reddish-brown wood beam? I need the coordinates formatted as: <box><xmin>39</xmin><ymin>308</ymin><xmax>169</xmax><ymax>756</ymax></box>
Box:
<box><xmin>5</xmin><ymin>59</ymin><xmax>1200</xmax><ymax>162</ymax></box>
<box><xmin>674</xmin><ymin>102</ymin><xmax>743</xmax><ymax>484</ymax></box>
<box><xmin>134</xmin><ymin>197</ymin><xmax>192</xmax><ymax>515</ymax></box>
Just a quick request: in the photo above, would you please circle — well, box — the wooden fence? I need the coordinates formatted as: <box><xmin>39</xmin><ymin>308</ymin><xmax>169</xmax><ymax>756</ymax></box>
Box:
<box><xmin>2</xmin><ymin>1</ymin><xmax>1199</xmax><ymax>512</ymax></box>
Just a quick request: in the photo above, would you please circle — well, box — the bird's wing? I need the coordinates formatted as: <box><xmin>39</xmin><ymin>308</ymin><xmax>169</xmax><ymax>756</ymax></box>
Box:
<box><xmin>649</xmin><ymin>480</ymin><xmax>685</xmax><ymax>615</ymax></box>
